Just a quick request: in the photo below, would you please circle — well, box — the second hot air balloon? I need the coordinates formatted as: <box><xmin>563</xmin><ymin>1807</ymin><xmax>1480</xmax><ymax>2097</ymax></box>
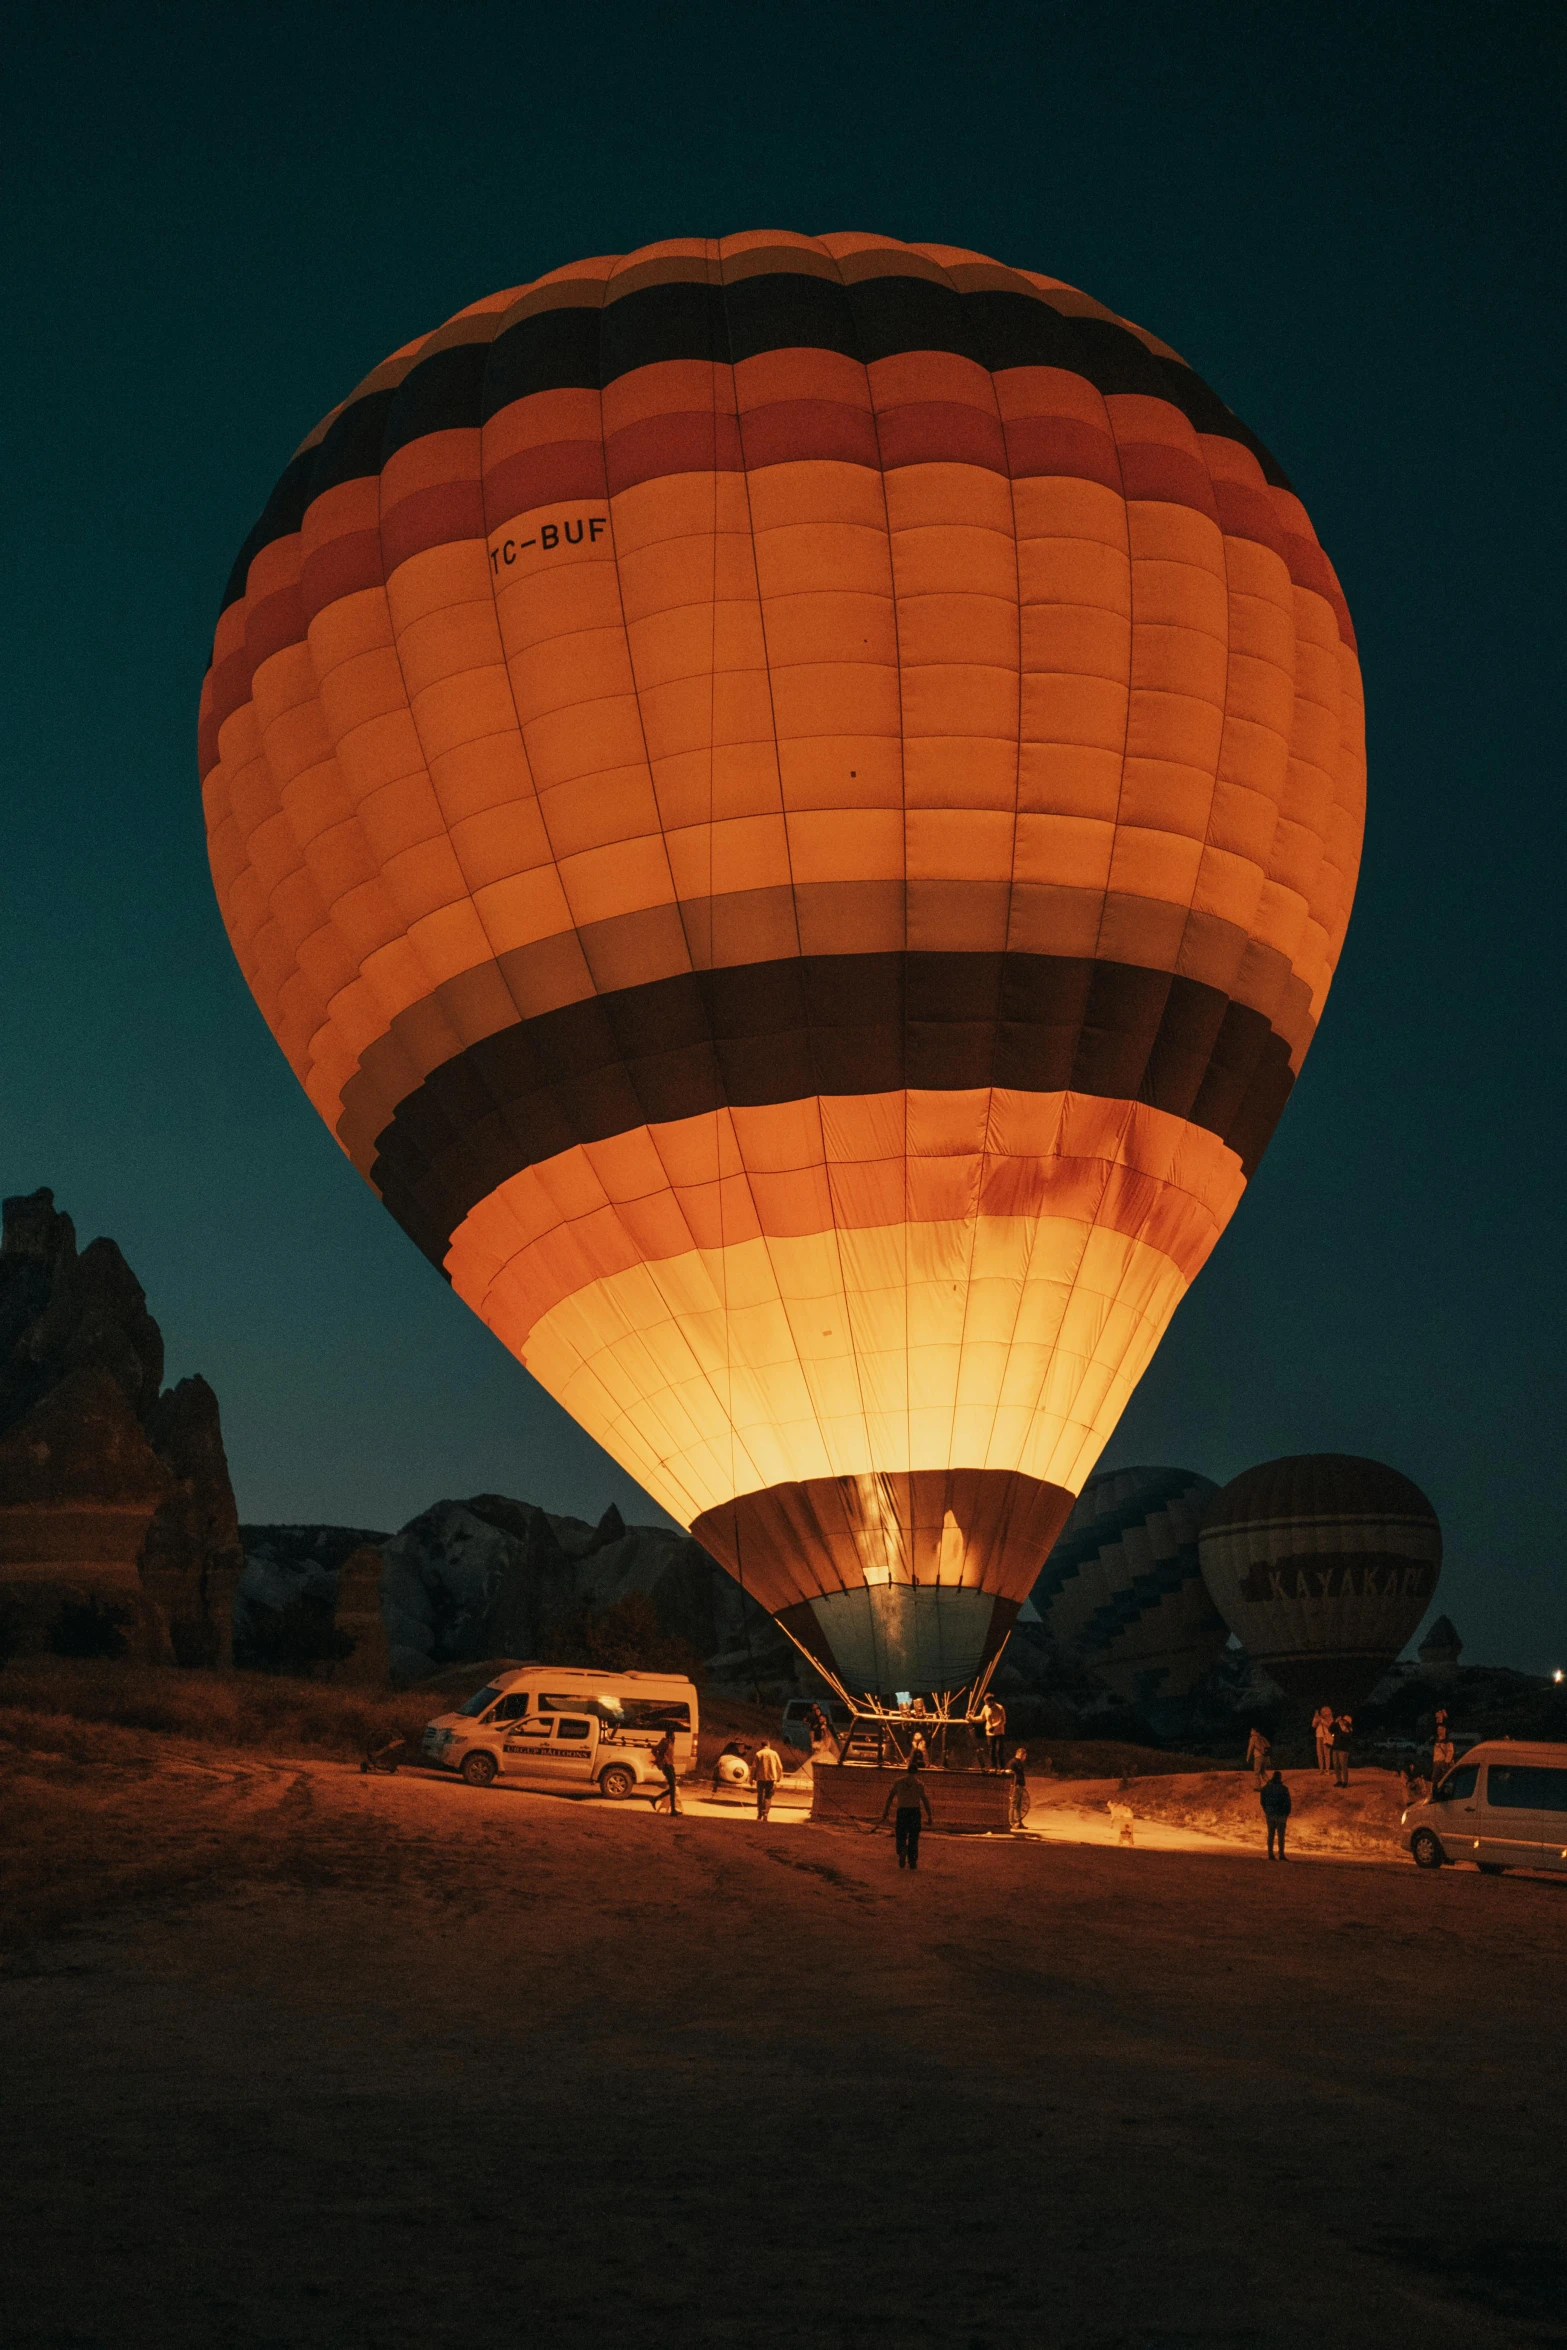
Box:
<box><xmin>1031</xmin><ymin>1465</ymin><xmax>1228</xmax><ymax>1732</ymax></box>
<box><xmin>200</xmin><ymin>232</ymin><xmax>1365</xmax><ymax>1706</ymax></box>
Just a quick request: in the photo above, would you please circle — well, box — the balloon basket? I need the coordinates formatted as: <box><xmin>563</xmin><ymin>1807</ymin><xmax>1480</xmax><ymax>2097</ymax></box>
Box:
<box><xmin>811</xmin><ymin>1761</ymin><xmax>1015</xmax><ymax>1836</ymax></box>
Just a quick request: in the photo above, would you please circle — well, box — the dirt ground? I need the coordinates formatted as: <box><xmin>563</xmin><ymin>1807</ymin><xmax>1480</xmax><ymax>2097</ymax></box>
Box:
<box><xmin>1091</xmin><ymin>1765</ymin><xmax>1408</xmax><ymax>1856</ymax></box>
<box><xmin>3</xmin><ymin>1732</ymin><xmax>1565</xmax><ymax>2350</ymax></box>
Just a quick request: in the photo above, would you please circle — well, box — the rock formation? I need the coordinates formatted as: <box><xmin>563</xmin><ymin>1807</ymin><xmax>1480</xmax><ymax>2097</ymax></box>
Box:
<box><xmin>234</xmin><ymin>1524</ymin><xmax>389</xmax><ymax>1678</ymax></box>
<box><xmin>0</xmin><ymin>1188</ymin><xmax>243</xmax><ymax>1661</ymax></box>
<box><xmin>1417</xmin><ymin>1613</ymin><xmax>1463</xmax><ymax>1688</ymax></box>
<box><xmin>378</xmin><ymin>1492</ymin><xmax>805</xmax><ymax>1693</ymax></box>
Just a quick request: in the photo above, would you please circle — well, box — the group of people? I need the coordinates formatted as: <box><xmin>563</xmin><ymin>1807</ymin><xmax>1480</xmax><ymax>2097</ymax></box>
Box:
<box><xmin>1245</xmin><ymin>1710</ymin><xmax>1355</xmax><ymax>1795</ymax></box>
<box><xmin>1243</xmin><ymin>1707</ymin><xmax>1355</xmax><ymax>1862</ymax></box>
<box><xmin>1310</xmin><ymin>1705</ymin><xmax>1356</xmax><ymax>1785</ymax></box>
<box><xmin>1246</xmin><ymin>1703</ymin><xmax>1459</xmax><ymax>1861</ymax></box>
<box><xmin>875</xmin><ymin>1737</ymin><xmax>1032</xmax><ymax>1868</ymax></box>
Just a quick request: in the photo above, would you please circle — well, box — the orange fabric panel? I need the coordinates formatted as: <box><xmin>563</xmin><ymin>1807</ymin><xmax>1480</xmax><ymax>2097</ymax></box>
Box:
<box><xmin>205</xmin><ymin>228</ymin><xmax>1362</xmax><ymax>1261</ymax></box>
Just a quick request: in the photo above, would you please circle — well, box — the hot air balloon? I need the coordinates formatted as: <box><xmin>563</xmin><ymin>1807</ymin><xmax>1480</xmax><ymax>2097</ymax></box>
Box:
<box><xmin>1198</xmin><ymin>1456</ymin><xmax>1441</xmax><ymax>1706</ymax></box>
<box><xmin>1031</xmin><ymin>1465</ymin><xmax>1227</xmax><ymax>1731</ymax></box>
<box><xmin>199</xmin><ymin>233</ymin><xmax>1364</xmax><ymax>1709</ymax></box>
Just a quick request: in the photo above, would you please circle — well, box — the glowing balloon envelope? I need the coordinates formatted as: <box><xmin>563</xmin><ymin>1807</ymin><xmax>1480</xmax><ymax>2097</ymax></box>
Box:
<box><xmin>200</xmin><ymin>233</ymin><xmax>1364</xmax><ymax>1698</ymax></box>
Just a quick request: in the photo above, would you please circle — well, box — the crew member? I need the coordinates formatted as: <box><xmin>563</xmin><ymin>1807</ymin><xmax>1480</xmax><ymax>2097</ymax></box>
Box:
<box><xmin>1260</xmin><ymin>1768</ymin><xmax>1292</xmax><ymax>1859</ymax></box>
<box><xmin>752</xmin><ymin>1737</ymin><xmax>784</xmax><ymax>1821</ymax></box>
<box><xmin>879</xmin><ymin>1757</ymin><xmax>933</xmax><ymax>1870</ymax></box>
<box><xmin>652</xmin><ymin>1728</ymin><xmax>680</xmax><ymax>1815</ymax></box>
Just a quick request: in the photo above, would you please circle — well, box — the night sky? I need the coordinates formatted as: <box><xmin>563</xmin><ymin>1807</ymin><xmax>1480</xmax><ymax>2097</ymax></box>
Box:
<box><xmin>5</xmin><ymin>4</ymin><xmax>1562</xmax><ymax>1669</ymax></box>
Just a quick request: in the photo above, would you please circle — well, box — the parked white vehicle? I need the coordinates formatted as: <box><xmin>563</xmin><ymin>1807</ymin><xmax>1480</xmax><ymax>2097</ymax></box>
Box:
<box><xmin>422</xmin><ymin>1665</ymin><xmax>699</xmax><ymax>1801</ymax></box>
<box><xmin>1402</xmin><ymin>1741</ymin><xmax>1567</xmax><ymax>1873</ymax></box>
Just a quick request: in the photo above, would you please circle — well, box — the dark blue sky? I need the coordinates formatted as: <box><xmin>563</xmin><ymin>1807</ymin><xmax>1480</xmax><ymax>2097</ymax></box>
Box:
<box><xmin>4</xmin><ymin>3</ymin><xmax>1562</xmax><ymax>1668</ymax></box>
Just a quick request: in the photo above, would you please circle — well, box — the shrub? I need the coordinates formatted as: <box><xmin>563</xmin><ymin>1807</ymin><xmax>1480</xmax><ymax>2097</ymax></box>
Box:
<box><xmin>236</xmin><ymin>1592</ymin><xmax>355</xmax><ymax>1676</ymax></box>
<box><xmin>0</xmin><ymin>1655</ymin><xmax>433</xmax><ymax>1759</ymax></box>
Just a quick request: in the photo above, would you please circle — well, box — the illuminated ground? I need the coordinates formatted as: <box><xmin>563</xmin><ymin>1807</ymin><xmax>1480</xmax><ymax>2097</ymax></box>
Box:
<box><xmin>3</xmin><ymin>1750</ymin><xmax>1564</xmax><ymax>2350</ymax></box>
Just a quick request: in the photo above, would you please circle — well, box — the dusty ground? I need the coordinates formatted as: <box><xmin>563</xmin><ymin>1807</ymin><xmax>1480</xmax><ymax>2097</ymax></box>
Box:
<box><xmin>3</xmin><ymin>1718</ymin><xmax>1565</xmax><ymax>2350</ymax></box>
<box><xmin>1074</xmin><ymin>1766</ymin><xmax>1408</xmax><ymax>1857</ymax></box>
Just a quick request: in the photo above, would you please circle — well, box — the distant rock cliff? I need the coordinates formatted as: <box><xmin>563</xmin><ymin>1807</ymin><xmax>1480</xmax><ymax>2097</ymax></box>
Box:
<box><xmin>380</xmin><ymin>1492</ymin><xmax>802</xmax><ymax>1692</ymax></box>
<box><xmin>238</xmin><ymin>1491</ymin><xmax>808</xmax><ymax>1694</ymax></box>
<box><xmin>0</xmin><ymin>1188</ymin><xmax>243</xmax><ymax>1661</ymax></box>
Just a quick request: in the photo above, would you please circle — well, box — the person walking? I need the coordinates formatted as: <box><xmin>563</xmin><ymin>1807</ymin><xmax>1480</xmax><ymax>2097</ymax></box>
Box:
<box><xmin>752</xmin><ymin>1737</ymin><xmax>784</xmax><ymax>1821</ymax></box>
<box><xmin>1331</xmin><ymin>1712</ymin><xmax>1352</xmax><ymax>1788</ymax></box>
<box><xmin>1260</xmin><ymin>1768</ymin><xmax>1292</xmax><ymax>1859</ymax></box>
<box><xmin>879</xmin><ymin>1756</ymin><xmax>933</xmax><ymax>1869</ymax></box>
<box><xmin>1008</xmin><ymin>1744</ymin><xmax>1030</xmax><ymax>1828</ymax></box>
<box><xmin>652</xmin><ymin>1728</ymin><xmax>681</xmax><ymax>1815</ymax></box>
<box><xmin>1312</xmin><ymin>1705</ymin><xmax>1334</xmax><ymax>1774</ymax></box>
<box><xmin>1246</xmin><ymin>1725</ymin><xmax>1272</xmax><ymax>1786</ymax></box>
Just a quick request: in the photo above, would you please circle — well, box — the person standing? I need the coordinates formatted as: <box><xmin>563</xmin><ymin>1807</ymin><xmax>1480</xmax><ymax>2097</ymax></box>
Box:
<box><xmin>752</xmin><ymin>1737</ymin><xmax>784</xmax><ymax>1821</ymax></box>
<box><xmin>879</xmin><ymin>1757</ymin><xmax>933</xmax><ymax>1869</ymax></box>
<box><xmin>1246</xmin><ymin>1725</ymin><xmax>1272</xmax><ymax>1786</ymax></box>
<box><xmin>651</xmin><ymin>1728</ymin><xmax>681</xmax><ymax>1815</ymax></box>
<box><xmin>985</xmin><ymin>1695</ymin><xmax>1008</xmax><ymax>1772</ymax></box>
<box><xmin>1260</xmin><ymin>1769</ymin><xmax>1292</xmax><ymax>1859</ymax></box>
<box><xmin>1008</xmin><ymin>1744</ymin><xmax>1029</xmax><ymax>1828</ymax></box>
<box><xmin>1313</xmin><ymin>1706</ymin><xmax>1334</xmax><ymax>1774</ymax></box>
<box><xmin>1331</xmin><ymin>1713</ymin><xmax>1352</xmax><ymax>1788</ymax></box>
<box><xmin>1431</xmin><ymin>1710</ymin><xmax>1454</xmax><ymax>1786</ymax></box>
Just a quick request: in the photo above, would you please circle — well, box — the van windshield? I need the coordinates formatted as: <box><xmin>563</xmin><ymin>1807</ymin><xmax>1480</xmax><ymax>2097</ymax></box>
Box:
<box><xmin>459</xmin><ymin>1685</ymin><xmax>503</xmax><ymax>1717</ymax></box>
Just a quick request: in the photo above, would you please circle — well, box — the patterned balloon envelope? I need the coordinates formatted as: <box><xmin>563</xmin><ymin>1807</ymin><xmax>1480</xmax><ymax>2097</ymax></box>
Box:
<box><xmin>1031</xmin><ymin>1465</ymin><xmax>1227</xmax><ymax>1727</ymax></box>
<box><xmin>200</xmin><ymin>233</ymin><xmax>1364</xmax><ymax>1699</ymax></box>
<box><xmin>1199</xmin><ymin>1455</ymin><xmax>1440</xmax><ymax>1705</ymax></box>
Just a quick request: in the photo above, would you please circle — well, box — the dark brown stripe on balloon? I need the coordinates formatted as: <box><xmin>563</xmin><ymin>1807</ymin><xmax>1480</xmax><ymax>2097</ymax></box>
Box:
<box><xmin>213</xmin><ymin>265</ymin><xmax>1295</xmax><ymax>621</ymax></box>
<box><xmin>694</xmin><ymin>1467</ymin><xmax>1074</xmax><ymax>1615</ymax></box>
<box><xmin>365</xmin><ymin>948</ymin><xmax>1293</xmax><ymax>1268</ymax></box>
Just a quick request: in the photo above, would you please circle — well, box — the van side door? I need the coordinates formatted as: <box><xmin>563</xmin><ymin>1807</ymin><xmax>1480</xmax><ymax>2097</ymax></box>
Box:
<box><xmin>1430</xmin><ymin>1761</ymin><xmax>1481</xmax><ymax>1860</ymax></box>
<box><xmin>1535</xmin><ymin>1767</ymin><xmax>1567</xmax><ymax>1872</ymax></box>
<box><xmin>538</xmin><ymin>1714</ymin><xmax>599</xmax><ymax>1788</ymax></box>
<box><xmin>1488</xmin><ymin>1763</ymin><xmax>1567</xmax><ymax>1873</ymax></box>
<box><xmin>497</xmin><ymin>1694</ymin><xmax>553</xmax><ymax>1778</ymax></box>
<box><xmin>1480</xmin><ymin>1763</ymin><xmax>1545</xmax><ymax>1870</ymax></box>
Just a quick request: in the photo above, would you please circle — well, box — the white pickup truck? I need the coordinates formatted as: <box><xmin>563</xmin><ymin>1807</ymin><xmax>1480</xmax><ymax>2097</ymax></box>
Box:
<box><xmin>422</xmin><ymin>1664</ymin><xmax>699</xmax><ymax>1801</ymax></box>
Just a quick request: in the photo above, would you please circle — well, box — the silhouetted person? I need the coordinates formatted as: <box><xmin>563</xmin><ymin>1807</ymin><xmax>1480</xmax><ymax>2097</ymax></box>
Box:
<box><xmin>752</xmin><ymin>1738</ymin><xmax>783</xmax><ymax>1820</ymax></box>
<box><xmin>1246</xmin><ymin>1726</ymin><xmax>1272</xmax><ymax>1786</ymax></box>
<box><xmin>1260</xmin><ymin>1769</ymin><xmax>1292</xmax><ymax>1859</ymax></box>
<box><xmin>1008</xmin><ymin>1744</ymin><xmax>1029</xmax><ymax>1828</ymax></box>
<box><xmin>880</xmin><ymin>1756</ymin><xmax>933</xmax><ymax>1868</ymax></box>
<box><xmin>652</xmin><ymin>1728</ymin><xmax>680</xmax><ymax>1814</ymax></box>
<box><xmin>1331</xmin><ymin>1713</ymin><xmax>1352</xmax><ymax>1788</ymax></box>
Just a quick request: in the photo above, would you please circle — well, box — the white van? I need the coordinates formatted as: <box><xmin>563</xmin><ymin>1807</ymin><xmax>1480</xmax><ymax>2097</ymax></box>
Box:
<box><xmin>421</xmin><ymin>1665</ymin><xmax>699</xmax><ymax>1801</ymax></box>
<box><xmin>1402</xmin><ymin>1741</ymin><xmax>1567</xmax><ymax>1874</ymax></box>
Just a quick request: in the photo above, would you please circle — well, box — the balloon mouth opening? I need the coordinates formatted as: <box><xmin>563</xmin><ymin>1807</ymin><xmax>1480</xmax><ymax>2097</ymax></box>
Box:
<box><xmin>773</xmin><ymin>1587</ymin><xmax>1019</xmax><ymax>1705</ymax></box>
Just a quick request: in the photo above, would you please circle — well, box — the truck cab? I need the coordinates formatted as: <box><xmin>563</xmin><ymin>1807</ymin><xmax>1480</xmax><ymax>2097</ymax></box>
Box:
<box><xmin>1402</xmin><ymin>1740</ymin><xmax>1567</xmax><ymax>1873</ymax></box>
<box><xmin>422</xmin><ymin>1665</ymin><xmax>699</xmax><ymax>1801</ymax></box>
